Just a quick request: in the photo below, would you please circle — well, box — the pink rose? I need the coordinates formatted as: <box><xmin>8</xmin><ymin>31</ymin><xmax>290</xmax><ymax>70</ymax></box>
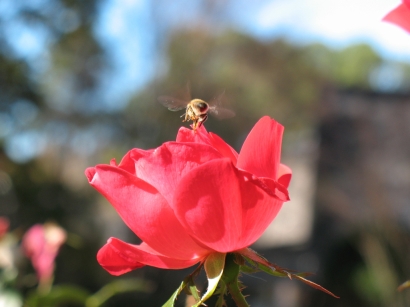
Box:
<box><xmin>383</xmin><ymin>0</ymin><xmax>410</xmax><ymax>33</ymax></box>
<box><xmin>86</xmin><ymin>116</ymin><xmax>291</xmax><ymax>276</ymax></box>
<box><xmin>22</xmin><ymin>223</ymin><xmax>66</xmax><ymax>283</ymax></box>
<box><xmin>0</xmin><ymin>217</ymin><xmax>9</xmax><ymax>238</ymax></box>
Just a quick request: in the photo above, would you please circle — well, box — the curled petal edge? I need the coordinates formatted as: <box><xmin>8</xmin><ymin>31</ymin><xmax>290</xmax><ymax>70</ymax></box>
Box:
<box><xmin>97</xmin><ymin>238</ymin><xmax>205</xmax><ymax>276</ymax></box>
<box><xmin>237</xmin><ymin>116</ymin><xmax>284</xmax><ymax>181</ymax></box>
<box><xmin>87</xmin><ymin>164</ymin><xmax>209</xmax><ymax>259</ymax></box>
<box><xmin>254</xmin><ymin>175</ymin><xmax>290</xmax><ymax>202</ymax></box>
<box><xmin>278</xmin><ymin>163</ymin><xmax>292</xmax><ymax>188</ymax></box>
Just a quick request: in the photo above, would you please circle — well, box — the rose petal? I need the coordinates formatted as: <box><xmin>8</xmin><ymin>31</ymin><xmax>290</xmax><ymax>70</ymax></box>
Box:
<box><xmin>176</xmin><ymin>125</ymin><xmax>212</xmax><ymax>144</ymax></box>
<box><xmin>253</xmin><ymin>176</ymin><xmax>289</xmax><ymax>202</ymax></box>
<box><xmin>117</xmin><ymin>150</ymin><xmax>138</xmax><ymax>173</ymax></box>
<box><xmin>173</xmin><ymin>159</ymin><xmax>243</xmax><ymax>252</ymax></box>
<box><xmin>383</xmin><ymin>3</ymin><xmax>410</xmax><ymax>33</ymax></box>
<box><xmin>97</xmin><ymin>238</ymin><xmax>203</xmax><ymax>275</ymax></box>
<box><xmin>22</xmin><ymin>224</ymin><xmax>66</xmax><ymax>283</ymax></box>
<box><xmin>238</xmin><ymin>173</ymin><xmax>287</xmax><ymax>246</ymax></box>
<box><xmin>277</xmin><ymin>163</ymin><xmax>292</xmax><ymax>188</ymax></box>
<box><xmin>22</xmin><ymin>225</ymin><xmax>46</xmax><ymax>259</ymax></box>
<box><xmin>128</xmin><ymin>142</ymin><xmax>223</xmax><ymax>205</ymax></box>
<box><xmin>176</xmin><ymin>126</ymin><xmax>239</xmax><ymax>164</ymax></box>
<box><xmin>86</xmin><ymin>165</ymin><xmax>209</xmax><ymax>259</ymax></box>
<box><xmin>0</xmin><ymin>217</ymin><xmax>9</xmax><ymax>237</ymax></box>
<box><xmin>174</xmin><ymin>158</ymin><xmax>287</xmax><ymax>252</ymax></box>
<box><xmin>237</xmin><ymin>116</ymin><xmax>284</xmax><ymax>180</ymax></box>
<box><xmin>208</xmin><ymin>132</ymin><xmax>238</xmax><ymax>164</ymax></box>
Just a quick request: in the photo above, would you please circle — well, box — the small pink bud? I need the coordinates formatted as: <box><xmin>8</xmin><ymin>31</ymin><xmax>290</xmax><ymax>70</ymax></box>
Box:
<box><xmin>22</xmin><ymin>223</ymin><xmax>66</xmax><ymax>284</ymax></box>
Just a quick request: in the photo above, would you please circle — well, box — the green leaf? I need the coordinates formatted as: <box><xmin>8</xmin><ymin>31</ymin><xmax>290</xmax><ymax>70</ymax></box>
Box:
<box><xmin>193</xmin><ymin>252</ymin><xmax>226</xmax><ymax>307</ymax></box>
<box><xmin>162</xmin><ymin>280</ymin><xmax>187</xmax><ymax>307</ymax></box>
<box><xmin>86</xmin><ymin>278</ymin><xmax>153</xmax><ymax>307</ymax></box>
<box><xmin>25</xmin><ymin>284</ymin><xmax>91</xmax><ymax>307</ymax></box>
<box><xmin>163</xmin><ymin>264</ymin><xmax>203</xmax><ymax>307</ymax></box>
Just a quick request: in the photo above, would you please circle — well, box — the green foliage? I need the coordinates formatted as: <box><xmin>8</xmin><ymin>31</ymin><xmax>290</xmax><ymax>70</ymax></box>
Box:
<box><xmin>23</xmin><ymin>278</ymin><xmax>151</xmax><ymax>307</ymax></box>
<box><xmin>85</xmin><ymin>279</ymin><xmax>154</xmax><ymax>307</ymax></box>
<box><xmin>334</xmin><ymin>44</ymin><xmax>382</xmax><ymax>88</ymax></box>
<box><xmin>25</xmin><ymin>285</ymin><xmax>91</xmax><ymax>307</ymax></box>
<box><xmin>162</xmin><ymin>265</ymin><xmax>202</xmax><ymax>307</ymax></box>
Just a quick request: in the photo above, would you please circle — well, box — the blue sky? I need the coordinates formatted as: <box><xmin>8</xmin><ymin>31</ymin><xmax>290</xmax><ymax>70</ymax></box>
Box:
<box><xmin>245</xmin><ymin>0</ymin><xmax>410</xmax><ymax>59</ymax></box>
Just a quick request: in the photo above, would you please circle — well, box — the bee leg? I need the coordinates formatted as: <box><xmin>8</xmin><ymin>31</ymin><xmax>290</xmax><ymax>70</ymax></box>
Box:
<box><xmin>196</xmin><ymin>114</ymin><xmax>208</xmax><ymax>129</ymax></box>
<box><xmin>186</xmin><ymin>113</ymin><xmax>193</xmax><ymax>123</ymax></box>
<box><xmin>192</xmin><ymin>120</ymin><xmax>198</xmax><ymax>131</ymax></box>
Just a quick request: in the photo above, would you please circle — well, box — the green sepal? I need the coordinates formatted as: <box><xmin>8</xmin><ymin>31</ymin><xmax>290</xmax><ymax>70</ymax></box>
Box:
<box><xmin>188</xmin><ymin>279</ymin><xmax>201</xmax><ymax>302</ymax></box>
<box><xmin>242</xmin><ymin>256</ymin><xmax>289</xmax><ymax>277</ymax></box>
<box><xmin>162</xmin><ymin>281</ymin><xmax>185</xmax><ymax>307</ymax></box>
<box><xmin>237</xmin><ymin>248</ymin><xmax>339</xmax><ymax>299</ymax></box>
<box><xmin>193</xmin><ymin>252</ymin><xmax>226</xmax><ymax>307</ymax></box>
<box><xmin>162</xmin><ymin>264</ymin><xmax>202</xmax><ymax>307</ymax></box>
<box><xmin>214</xmin><ymin>280</ymin><xmax>228</xmax><ymax>307</ymax></box>
<box><xmin>239</xmin><ymin>264</ymin><xmax>259</xmax><ymax>274</ymax></box>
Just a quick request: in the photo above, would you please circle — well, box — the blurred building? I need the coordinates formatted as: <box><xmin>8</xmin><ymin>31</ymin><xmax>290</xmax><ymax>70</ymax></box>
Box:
<box><xmin>246</xmin><ymin>88</ymin><xmax>410</xmax><ymax>307</ymax></box>
<box><xmin>317</xmin><ymin>88</ymin><xmax>410</xmax><ymax>232</ymax></box>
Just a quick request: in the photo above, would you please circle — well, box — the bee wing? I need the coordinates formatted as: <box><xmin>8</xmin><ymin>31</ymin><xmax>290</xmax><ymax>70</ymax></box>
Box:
<box><xmin>208</xmin><ymin>90</ymin><xmax>225</xmax><ymax>107</ymax></box>
<box><xmin>209</xmin><ymin>106</ymin><xmax>236</xmax><ymax>119</ymax></box>
<box><xmin>157</xmin><ymin>95</ymin><xmax>187</xmax><ymax>111</ymax></box>
<box><xmin>208</xmin><ymin>90</ymin><xmax>235</xmax><ymax>119</ymax></box>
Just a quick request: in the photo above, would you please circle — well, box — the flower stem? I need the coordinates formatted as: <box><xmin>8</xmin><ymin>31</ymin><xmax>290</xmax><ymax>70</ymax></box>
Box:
<box><xmin>222</xmin><ymin>253</ymin><xmax>250</xmax><ymax>307</ymax></box>
<box><xmin>226</xmin><ymin>281</ymin><xmax>249</xmax><ymax>307</ymax></box>
<box><xmin>37</xmin><ymin>276</ymin><xmax>53</xmax><ymax>295</ymax></box>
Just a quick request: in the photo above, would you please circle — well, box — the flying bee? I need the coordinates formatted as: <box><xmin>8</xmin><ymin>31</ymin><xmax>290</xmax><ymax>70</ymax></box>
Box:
<box><xmin>158</xmin><ymin>91</ymin><xmax>235</xmax><ymax>131</ymax></box>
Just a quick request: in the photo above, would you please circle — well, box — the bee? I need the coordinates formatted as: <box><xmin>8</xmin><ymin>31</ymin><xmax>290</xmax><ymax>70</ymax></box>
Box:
<box><xmin>158</xmin><ymin>91</ymin><xmax>235</xmax><ymax>131</ymax></box>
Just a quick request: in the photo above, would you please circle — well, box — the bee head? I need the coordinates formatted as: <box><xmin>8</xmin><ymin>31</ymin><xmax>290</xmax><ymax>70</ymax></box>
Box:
<box><xmin>191</xmin><ymin>99</ymin><xmax>209</xmax><ymax>114</ymax></box>
<box><xmin>197</xmin><ymin>102</ymin><xmax>208</xmax><ymax>112</ymax></box>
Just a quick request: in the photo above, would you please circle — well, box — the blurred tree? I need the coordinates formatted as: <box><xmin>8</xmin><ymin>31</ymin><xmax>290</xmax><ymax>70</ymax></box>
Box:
<box><xmin>0</xmin><ymin>0</ymin><xmax>123</xmax><ymax>300</ymax></box>
<box><xmin>126</xmin><ymin>29</ymin><xmax>410</xmax><ymax>150</ymax></box>
<box><xmin>304</xmin><ymin>44</ymin><xmax>383</xmax><ymax>89</ymax></box>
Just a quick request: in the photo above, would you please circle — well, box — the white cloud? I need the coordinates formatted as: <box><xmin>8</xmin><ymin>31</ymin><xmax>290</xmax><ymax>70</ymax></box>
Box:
<box><xmin>254</xmin><ymin>0</ymin><xmax>410</xmax><ymax>61</ymax></box>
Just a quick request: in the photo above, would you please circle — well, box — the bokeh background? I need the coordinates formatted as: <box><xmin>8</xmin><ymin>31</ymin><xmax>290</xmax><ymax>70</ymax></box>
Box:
<box><xmin>1</xmin><ymin>0</ymin><xmax>410</xmax><ymax>306</ymax></box>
